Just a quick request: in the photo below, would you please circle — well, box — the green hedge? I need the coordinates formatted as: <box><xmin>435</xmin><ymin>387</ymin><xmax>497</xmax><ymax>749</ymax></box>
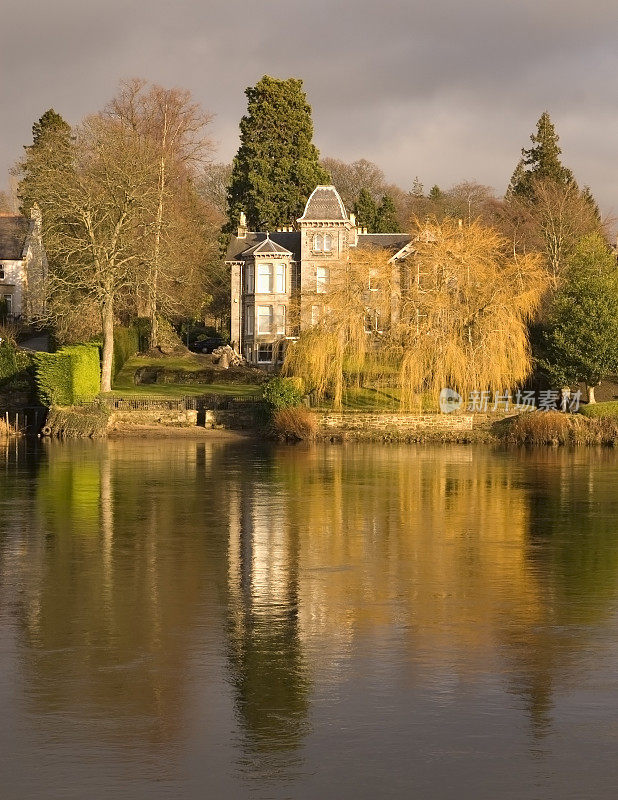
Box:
<box><xmin>113</xmin><ymin>325</ymin><xmax>140</xmax><ymax>378</ymax></box>
<box><xmin>34</xmin><ymin>344</ymin><xmax>100</xmax><ymax>407</ymax></box>
<box><xmin>580</xmin><ymin>401</ymin><xmax>618</xmax><ymax>419</ymax></box>
<box><xmin>0</xmin><ymin>341</ymin><xmax>35</xmax><ymax>394</ymax></box>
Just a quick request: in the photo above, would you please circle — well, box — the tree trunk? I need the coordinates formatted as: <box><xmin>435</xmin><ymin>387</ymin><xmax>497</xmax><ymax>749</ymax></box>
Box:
<box><xmin>587</xmin><ymin>385</ymin><xmax>596</xmax><ymax>404</ymax></box>
<box><xmin>101</xmin><ymin>297</ymin><xmax>115</xmax><ymax>393</ymax></box>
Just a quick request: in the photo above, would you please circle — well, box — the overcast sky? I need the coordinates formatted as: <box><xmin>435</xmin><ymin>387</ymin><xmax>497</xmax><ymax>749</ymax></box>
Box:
<box><xmin>3</xmin><ymin>0</ymin><xmax>618</xmax><ymax>216</ymax></box>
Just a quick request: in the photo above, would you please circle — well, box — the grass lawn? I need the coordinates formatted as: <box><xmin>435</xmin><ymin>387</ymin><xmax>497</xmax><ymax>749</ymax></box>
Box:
<box><xmin>108</xmin><ymin>354</ymin><xmax>263</xmax><ymax>399</ymax></box>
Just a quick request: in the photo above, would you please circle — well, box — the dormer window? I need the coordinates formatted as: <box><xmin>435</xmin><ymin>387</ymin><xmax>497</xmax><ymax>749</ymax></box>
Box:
<box><xmin>313</xmin><ymin>233</ymin><xmax>333</xmax><ymax>252</ymax></box>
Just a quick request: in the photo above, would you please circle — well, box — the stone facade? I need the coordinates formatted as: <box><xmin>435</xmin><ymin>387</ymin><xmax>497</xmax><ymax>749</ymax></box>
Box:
<box><xmin>0</xmin><ymin>205</ymin><xmax>47</xmax><ymax>320</ymax></box>
<box><xmin>227</xmin><ymin>186</ymin><xmax>411</xmax><ymax>367</ymax></box>
<box><xmin>318</xmin><ymin>412</ymin><xmax>475</xmax><ymax>433</ymax></box>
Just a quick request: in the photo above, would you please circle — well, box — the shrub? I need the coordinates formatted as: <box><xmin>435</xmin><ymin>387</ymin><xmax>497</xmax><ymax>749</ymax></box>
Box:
<box><xmin>263</xmin><ymin>376</ymin><xmax>305</xmax><ymax>410</ymax></box>
<box><xmin>580</xmin><ymin>401</ymin><xmax>618</xmax><ymax>419</ymax></box>
<box><xmin>272</xmin><ymin>406</ymin><xmax>317</xmax><ymax>441</ymax></box>
<box><xmin>34</xmin><ymin>344</ymin><xmax>100</xmax><ymax>407</ymax></box>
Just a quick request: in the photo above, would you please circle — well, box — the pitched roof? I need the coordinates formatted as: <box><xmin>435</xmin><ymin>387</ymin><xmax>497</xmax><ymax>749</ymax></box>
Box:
<box><xmin>226</xmin><ymin>231</ymin><xmax>301</xmax><ymax>262</ymax></box>
<box><xmin>298</xmin><ymin>186</ymin><xmax>348</xmax><ymax>221</ymax></box>
<box><xmin>357</xmin><ymin>233</ymin><xmax>413</xmax><ymax>254</ymax></box>
<box><xmin>0</xmin><ymin>216</ymin><xmax>32</xmax><ymax>260</ymax></box>
<box><xmin>241</xmin><ymin>236</ymin><xmax>293</xmax><ymax>256</ymax></box>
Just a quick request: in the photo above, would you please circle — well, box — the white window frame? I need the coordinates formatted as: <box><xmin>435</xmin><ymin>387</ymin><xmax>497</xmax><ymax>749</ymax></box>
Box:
<box><xmin>313</xmin><ymin>233</ymin><xmax>323</xmax><ymax>251</ymax></box>
<box><xmin>257</xmin><ymin>343</ymin><xmax>273</xmax><ymax>364</ymax></box>
<box><xmin>316</xmin><ymin>266</ymin><xmax>329</xmax><ymax>294</ymax></box>
<box><xmin>276</xmin><ymin>304</ymin><xmax>286</xmax><ymax>335</ymax></box>
<box><xmin>257</xmin><ymin>262</ymin><xmax>273</xmax><ymax>293</ymax></box>
<box><xmin>257</xmin><ymin>305</ymin><xmax>273</xmax><ymax>334</ymax></box>
<box><xmin>323</xmin><ymin>233</ymin><xmax>332</xmax><ymax>252</ymax></box>
<box><xmin>275</xmin><ymin>262</ymin><xmax>286</xmax><ymax>293</ymax></box>
<box><xmin>311</xmin><ymin>304</ymin><xmax>320</xmax><ymax>326</ymax></box>
<box><xmin>245</xmin><ymin>304</ymin><xmax>254</xmax><ymax>336</ymax></box>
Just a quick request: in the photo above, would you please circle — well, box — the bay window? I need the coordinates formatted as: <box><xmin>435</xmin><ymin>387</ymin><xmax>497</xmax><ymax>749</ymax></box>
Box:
<box><xmin>257</xmin><ymin>305</ymin><xmax>273</xmax><ymax>334</ymax></box>
<box><xmin>257</xmin><ymin>262</ymin><xmax>273</xmax><ymax>293</ymax></box>
<box><xmin>275</xmin><ymin>262</ymin><xmax>286</xmax><ymax>293</ymax></box>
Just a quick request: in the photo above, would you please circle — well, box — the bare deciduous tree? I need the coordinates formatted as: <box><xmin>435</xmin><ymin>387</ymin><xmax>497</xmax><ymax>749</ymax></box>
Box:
<box><xmin>107</xmin><ymin>79</ymin><xmax>214</xmax><ymax>347</ymax></box>
<box><xmin>29</xmin><ymin>115</ymin><xmax>159</xmax><ymax>391</ymax></box>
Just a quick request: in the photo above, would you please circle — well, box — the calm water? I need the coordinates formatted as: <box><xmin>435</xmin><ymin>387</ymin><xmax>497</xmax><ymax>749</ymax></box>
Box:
<box><xmin>1</xmin><ymin>439</ymin><xmax>618</xmax><ymax>799</ymax></box>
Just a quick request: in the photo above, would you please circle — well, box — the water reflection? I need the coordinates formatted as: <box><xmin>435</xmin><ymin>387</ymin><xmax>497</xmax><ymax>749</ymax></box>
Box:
<box><xmin>1</xmin><ymin>439</ymin><xmax>618</xmax><ymax>797</ymax></box>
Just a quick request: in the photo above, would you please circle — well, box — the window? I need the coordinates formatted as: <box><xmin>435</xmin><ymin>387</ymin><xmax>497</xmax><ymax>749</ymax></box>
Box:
<box><xmin>313</xmin><ymin>233</ymin><xmax>333</xmax><ymax>252</ymax></box>
<box><xmin>275</xmin><ymin>262</ymin><xmax>286</xmax><ymax>293</ymax></box>
<box><xmin>245</xmin><ymin>304</ymin><xmax>254</xmax><ymax>336</ymax></box>
<box><xmin>257</xmin><ymin>305</ymin><xmax>273</xmax><ymax>334</ymax></box>
<box><xmin>311</xmin><ymin>305</ymin><xmax>320</xmax><ymax>326</ymax></box>
<box><xmin>0</xmin><ymin>264</ymin><xmax>4</xmax><ymax>280</ymax></box>
<box><xmin>257</xmin><ymin>262</ymin><xmax>273</xmax><ymax>293</ymax></box>
<box><xmin>316</xmin><ymin>266</ymin><xmax>329</xmax><ymax>294</ymax></box>
<box><xmin>245</xmin><ymin>263</ymin><xmax>254</xmax><ymax>293</ymax></box>
<box><xmin>257</xmin><ymin>343</ymin><xmax>273</xmax><ymax>363</ymax></box>
<box><xmin>244</xmin><ymin>344</ymin><xmax>252</xmax><ymax>362</ymax></box>
<box><xmin>276</xmin><ymin>304</ymin><xmax>286</xmax><ymax>335</ymax></box>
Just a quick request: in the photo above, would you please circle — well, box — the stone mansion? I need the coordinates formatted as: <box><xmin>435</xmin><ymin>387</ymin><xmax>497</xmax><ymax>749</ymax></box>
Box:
<box><xmin>227</xmin><ymin>185</ymin><xmax>412</xmax><ymax>366</ymax></box>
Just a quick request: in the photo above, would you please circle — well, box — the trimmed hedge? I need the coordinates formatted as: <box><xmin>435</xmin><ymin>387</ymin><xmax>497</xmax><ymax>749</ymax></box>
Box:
<box><xmin>0</xmin><ymin>341</ymin><xmax>36</xmax><ymax>395</ymax></box>
<box><xmin>580</xmin><ymin>401</ymin><xmax>618</xmax><ymax>419</ymax></box>
<box><xmin>34</xmin><ymin>344</ymin><xmax>101</xmax><ymax>407</ymax></box>
<box><xmin>113</xmin><ymin>325</ymin><xmax>140</xmax><ymax>378</ymax></box>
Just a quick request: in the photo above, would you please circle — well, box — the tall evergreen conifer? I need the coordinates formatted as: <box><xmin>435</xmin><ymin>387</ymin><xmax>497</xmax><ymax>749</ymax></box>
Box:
<box><xmin>18</xmin><ymin>109</ymin><xmax>73</xmax><ymax>215</ymax></box>
<box><xmin>375</xmin><ymin>194</ymin><xmax>399</xmax><ymax>233</ymax></box>
<box><xmin>507</xmin><ymin>112</ymin><xmax>574</xmax><ymax>199</ymax></box>
<box><xmin>227</xmin><ymin>76</ymin><xmax>329</xmax><ymax>231</ymax></box>
<box><xmin>354</xmin><ymin>188</ymin><xmax>378</xmax><ymax>231</ymax></box>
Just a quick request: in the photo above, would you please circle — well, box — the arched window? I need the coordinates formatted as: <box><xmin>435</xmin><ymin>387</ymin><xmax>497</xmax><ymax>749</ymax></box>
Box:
<box><xmin>313</xmin><ymin>233</ymin><xmax>323</xmax><ymax>251</ymax></box>
<box><xmin>323</xmin><ymin>234</ymin><xmax>332</xmax><ymax>252</ymax></box>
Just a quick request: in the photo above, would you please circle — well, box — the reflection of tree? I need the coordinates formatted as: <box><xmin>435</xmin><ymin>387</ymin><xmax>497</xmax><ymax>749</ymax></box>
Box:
<box><xmin>4</xmin><ymin>438</ymin><xmax>618</xmax><ymax>768</ymax></box>
<box><xmin>505</xmin><ymin>448</ymin><xmax>618</xmax><ymax>735</ymax></box>
<box><xmin>11</xmin><ymin>439</ymin><xmax>235</xmax><ymax>749</ymax></box>
<box><xmin>226</xmin><ymin>456</ymin><xmax>309</xmax><ymax>758</ymax></box>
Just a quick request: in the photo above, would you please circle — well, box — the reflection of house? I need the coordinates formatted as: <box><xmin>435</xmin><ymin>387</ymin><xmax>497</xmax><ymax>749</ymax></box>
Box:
<box><xmin>227</xmin><ymin>186</ymin><xmax>411</xmax><ymax>367</ymax></box>
<box><xmin>0</xmin><ymin>205</ymin><xmax>47</xmax><ymax>320</ymax></box>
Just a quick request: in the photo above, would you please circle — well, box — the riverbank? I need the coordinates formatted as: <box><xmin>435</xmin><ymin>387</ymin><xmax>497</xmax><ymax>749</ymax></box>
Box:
<box><xmin>37</xmin><ymin>400</ymin><xmax>618</xmax><ymax>446</ymax></box>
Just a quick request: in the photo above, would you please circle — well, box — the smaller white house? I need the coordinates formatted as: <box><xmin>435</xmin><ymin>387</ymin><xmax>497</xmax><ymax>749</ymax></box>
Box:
<box><xmin>0</xmin><ymin>205</ymin><xmax>47</xmax><ymax>320</ymax></box>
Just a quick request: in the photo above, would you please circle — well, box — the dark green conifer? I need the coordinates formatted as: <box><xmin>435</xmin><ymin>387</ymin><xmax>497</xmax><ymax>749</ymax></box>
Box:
<box><xmin>226</xmin><ymin>76</ymin><xmax>329</xmax><ymax>231</ymax></box>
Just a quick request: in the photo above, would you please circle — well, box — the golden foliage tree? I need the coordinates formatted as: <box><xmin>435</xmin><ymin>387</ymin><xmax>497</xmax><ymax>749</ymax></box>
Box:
<box><xmin>284</xmin><ymin>219</ymin><xmax>548</xmax><ymax>410</ymax></box>
<box><xmin>398</xmin><ymin>219</ymin><xmax>548</xmax><ymax>406</ymax></box>
<box><xmin>283</xmin><ymin>246</ymin><xmax>397</xmax><ymax>408</ymax></box>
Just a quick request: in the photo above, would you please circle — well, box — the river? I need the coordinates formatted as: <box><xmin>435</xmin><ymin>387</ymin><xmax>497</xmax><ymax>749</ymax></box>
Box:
<box><xmin>1</xmin><ymin>438</ymin><xmax>618</xmax><ymax>799</ymax></box>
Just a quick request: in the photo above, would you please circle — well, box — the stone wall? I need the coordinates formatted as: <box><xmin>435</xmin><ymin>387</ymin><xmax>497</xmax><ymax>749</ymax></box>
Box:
<box><xmin>318</xmin><ymin>412</ymin><xmax>475</xmax><ymax>434</ymax></box>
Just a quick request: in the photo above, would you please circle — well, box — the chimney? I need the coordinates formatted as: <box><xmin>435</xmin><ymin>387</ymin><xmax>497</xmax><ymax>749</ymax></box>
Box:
<box><xmin>349</xmin><ymin>213</ymin><xmax>356</xmax><ymax>226</ymax></box>
<box><xmin>237</xmin><ymin>211</ymin><xmax>247</xmax><ymax>239</ymax></box>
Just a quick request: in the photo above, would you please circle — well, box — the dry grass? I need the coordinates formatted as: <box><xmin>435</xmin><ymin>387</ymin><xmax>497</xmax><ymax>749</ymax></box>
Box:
<box><xmin>272</xmin><ymin>407</ymin><xmax>318</xmax><ymax>441</ymax></box>
<box><xmin>506</xmin><ymin>410</ymin><xmax>618</xmax><ymax>446</ymax></box>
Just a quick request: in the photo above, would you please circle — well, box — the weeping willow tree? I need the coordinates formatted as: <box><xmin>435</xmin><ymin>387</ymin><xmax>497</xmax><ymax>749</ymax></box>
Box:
<box><xmin>398</xmin><ymin>219</ymin><xmax>549</xmax><ymax>407</ymax></box>
<box><xmin>283</xmin><ymin>246</ymin><xmax>398</xmax><ymax>408</ymax></box>
<box><xmin>284</xmin><ymin>219</ymin><xmax>548</xmax><ymax>410</ymax></box>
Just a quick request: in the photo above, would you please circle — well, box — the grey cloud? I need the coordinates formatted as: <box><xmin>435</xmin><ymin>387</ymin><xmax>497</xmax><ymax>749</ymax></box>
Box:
<box><xmin>2</xmin><ymin>0</ymin><xmax>618</xmax><ymax>215</ymax></box>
